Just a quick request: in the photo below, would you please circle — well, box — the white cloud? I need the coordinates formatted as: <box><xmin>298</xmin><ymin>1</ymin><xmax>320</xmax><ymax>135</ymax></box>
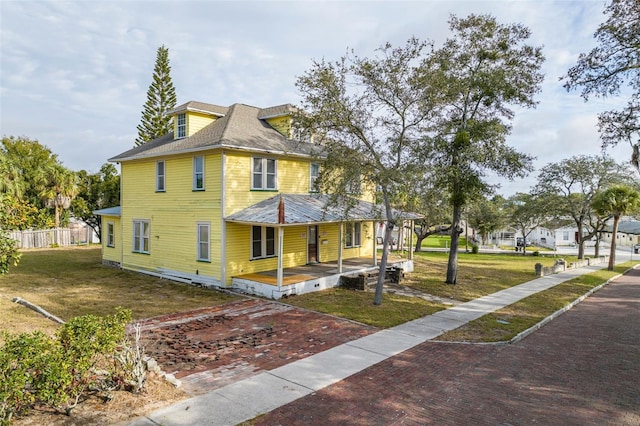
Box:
<box><xmin>0</xmin><ymin>0</ymin><xmax>633</xmax><ymax>191</ymax></box>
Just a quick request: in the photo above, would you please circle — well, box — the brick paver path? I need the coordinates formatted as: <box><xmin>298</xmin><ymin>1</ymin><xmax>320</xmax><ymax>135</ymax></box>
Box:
<box><xmin>254</xmin><ymin>268</ymin><xmax>640</xmax><ymax>425</ymax></box>
<box><xmin>136</xmin><ymin>299</ymin><xmax>376</xmax><ymax>395</ymax></box>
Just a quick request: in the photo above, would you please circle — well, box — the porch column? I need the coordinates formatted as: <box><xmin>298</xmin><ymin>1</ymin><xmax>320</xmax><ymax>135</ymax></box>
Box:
<box><xmin>338</xmin><ymin>222</ymin><xmax>343</xmax><ymax>273</ymax></box>
<box><xmin>409</xmin><ymin>220</ymin><xmax>414</xmax><ymax>261</ymax></box>
<box><xmin>372</xmin><ymin>221</ymin><xmax>377</xmax><ymax>266</ymax></box>
<box><xmin>277</xmin><ymin>226</ymin><xmax>284</xmax><ymax>290</ymax></box>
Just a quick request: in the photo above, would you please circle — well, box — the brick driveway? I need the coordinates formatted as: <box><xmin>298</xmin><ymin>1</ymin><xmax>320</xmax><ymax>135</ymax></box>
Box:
<box><xmin>136</xmin><ymin>299</ymin><xmax>376</xmax><ymax>395</ymax></box>
<box><xmin>253</xmin><ymin>268</ymin><xmax>640</xmax><ymax>425</ymax></box>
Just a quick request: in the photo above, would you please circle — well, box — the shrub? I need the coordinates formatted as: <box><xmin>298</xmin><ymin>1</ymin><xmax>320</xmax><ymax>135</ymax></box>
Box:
<box><xmin>532</xmin><ymin>251</ymin><xmax>540</xmax><ymax>256</ymax></box>
<box><xmin>471</xmin><ymin>244</ymin><xmax>479</xmax><ymax>254</ymax></box>
<box><xmin>0</xmin><ymin>309</ymin><xmax>133</xmax><ymax>423</ymax></box>
<box><xmin>0</xmin><ymin>232</ymin><xmax>20</xmax><ymax>275</ymax></box>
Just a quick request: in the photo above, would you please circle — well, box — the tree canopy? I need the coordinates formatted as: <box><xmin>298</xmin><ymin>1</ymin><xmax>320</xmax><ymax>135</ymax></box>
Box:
<box><xmin>534</xmin><ymin>155</ymin><xmax>631</xmax><ymax>258</ymax></box>
<box><xmin>135</xmin><ymin>45</ymin><xmax>177</xmax><ymax>146</ymax></box>
<box><xmin>295</xmin><ymin>37</ymin><xmax>442</xmax><ymax>304</ymax></box>
<box><xmin>1</xmin><ymin>136</ymin><xmax>78</xmax><ymax>229</ymax></box>
<box><xmin>426</xmin><ymin>14</ymin><xmax>545</xmax><ymax>284</ymax></box>
<box><xmin>72</xmin><ymin>164</ymin><xmax>121</xmax><ymax>241</ymax></box>
<box><xmin>563</xmin><ymin>0</ymin><xmax>640</xmax><ymax>169</ymax></box>
<box><xmin>592</xmin><ymin>184</ymin><xmax>640</xmax><ymax>269</ymax></box>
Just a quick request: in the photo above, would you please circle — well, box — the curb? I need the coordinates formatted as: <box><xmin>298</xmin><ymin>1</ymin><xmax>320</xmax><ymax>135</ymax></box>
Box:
<box><xmin>509</xmin><ymin>264</ymin><xmax>638</xmax><ymax>344</ymax></box>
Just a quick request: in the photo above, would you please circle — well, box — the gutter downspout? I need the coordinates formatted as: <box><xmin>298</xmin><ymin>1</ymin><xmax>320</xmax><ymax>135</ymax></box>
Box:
<box><xmin>338</xmin><ymin>222</ymin><xmax>343</xmax><ymax>273</ymax></box>
<box><xmin>221</xmin><ymin>151</ymin><xmax>227</xmax><ymax>286</ymax></box>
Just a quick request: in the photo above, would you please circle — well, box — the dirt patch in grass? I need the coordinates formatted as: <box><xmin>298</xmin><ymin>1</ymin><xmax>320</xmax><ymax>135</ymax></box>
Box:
<box><xmin>0</xmin><ymin>247</ymin><xmax>240</xmax><ymax>337</ymax></box>
<box><xmin>13</xmin><ymin>373</ymin><xmax>186</xmax><ymax>426</ymax></box>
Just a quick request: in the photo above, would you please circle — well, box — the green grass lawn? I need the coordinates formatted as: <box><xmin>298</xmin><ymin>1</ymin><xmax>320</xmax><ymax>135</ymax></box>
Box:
<box><xmin>437</xmin><ymin>262</ymin><xmax>634</xmax><ymax>342</ymax></box>
<box><xmin>403</xmin><ymin>251</ymin><xmax>575</xmax><ymax>302</ymax></box>
<box><xmin>0</xmin><ymin>247</ymin><xmax>239</xmax><ymax>337</ymax></box>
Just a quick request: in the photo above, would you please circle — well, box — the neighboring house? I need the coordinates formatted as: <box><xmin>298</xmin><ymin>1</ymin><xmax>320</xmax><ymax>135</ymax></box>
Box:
<box><xmin>599</xmin><ymin>219</ymin><xmax>640</xmax><ymax>249</ymax></box>
<box><xmin>95</xmin><ymin>101</ymin><xmax>419</xmax><ymax>299</ymax></box>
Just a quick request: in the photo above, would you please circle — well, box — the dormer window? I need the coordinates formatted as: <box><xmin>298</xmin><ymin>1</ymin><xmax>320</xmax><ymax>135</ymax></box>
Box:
<box><xmin>177</xmin><ymin>113</ymin><xmax>186</xmax><ymax>138</ymax></box>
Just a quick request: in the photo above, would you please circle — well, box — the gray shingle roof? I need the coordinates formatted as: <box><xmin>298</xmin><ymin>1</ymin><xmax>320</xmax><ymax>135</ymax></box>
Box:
<box><xmin>168</xmin><ymin>101</ymin><xmax>228</xmax><ymax>116</ymax></box>
<box><xmin>606</xmin><ymin>220</ymin><xmax>640</xmax><ymax>235</ymax></box>
<box><xmin>110</xmin><ymin>103</ymin><xmax>318</xmax><ymax>162</ymax></box>
<box><xmin>225</xmin><ymin>194</ymin><xmax>422</xmax><ymax>225</ymax></box>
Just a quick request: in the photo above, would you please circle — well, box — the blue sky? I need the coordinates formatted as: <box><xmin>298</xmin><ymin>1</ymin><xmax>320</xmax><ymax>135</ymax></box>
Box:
<box><xmin>0</xmin><ymin>0</ymin><xmax>633</xmax><ymax>195</ymax></box>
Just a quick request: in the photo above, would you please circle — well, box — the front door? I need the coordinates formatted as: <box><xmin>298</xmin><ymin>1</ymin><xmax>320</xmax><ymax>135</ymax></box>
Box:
<box><xmin>308</xmin><ymin>225</ymin><xmax>318</xmax><ymax>263</ymax></box>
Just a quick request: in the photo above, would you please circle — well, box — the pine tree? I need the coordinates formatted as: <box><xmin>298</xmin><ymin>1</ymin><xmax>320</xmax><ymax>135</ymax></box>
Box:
<box><xmin>135</xmin><ymin>45</ymin><xmax>177</xmax><ymax>146</ymax></box>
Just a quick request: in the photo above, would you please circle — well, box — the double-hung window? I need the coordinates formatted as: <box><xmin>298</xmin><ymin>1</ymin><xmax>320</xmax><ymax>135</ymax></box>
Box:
<box><xmin>106</xmin><ymin>222</ymin><xmax>115</xmax><ymax>248</ymax></box>
<box><xmin>309</xmin><ymin>162</ymin><xmax>320</xmax><ymax>192</ymax></box>
<box><xmin>345</xmin><ymin>222</ymin><xmax>361</xmax><ymax>248</ymax></box>
<box><xmin>193</xmin><ymin>156</ymin><xmax>205</xmax><ymax>190</ymax></box>
<box><xmin>176</xmin><ymin>113</ymin><xmax>186</xmax><ymax>138</ymax></box>
<box><xmin>132</xmin><ymin>220</ymin><xmax>150</xmax><ymax>254</ymax></box>
<box><xmin>252</xmin><ymin>158</ymin><xmax>277</xmax><ymax>190</ymax></box>
<box><xmin>252</xmin><ymin>226</ymin><xmax>276</xmax><ymax>259</ymax></box>
<box><xmin>156</xmin><ymin>160</ymin><xmax>165</xmax><ymax>192</ymax></box>
<box><xmin>197</xmin><ymin>222</ymin><xmax>210</xmax><ymax>262</ymax></box>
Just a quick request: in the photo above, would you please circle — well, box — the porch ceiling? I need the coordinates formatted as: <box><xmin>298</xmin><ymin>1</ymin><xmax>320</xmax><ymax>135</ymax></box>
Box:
<box><xmin>225</xmin><ymin>193</ymin><xmax>422</xmax><ymax>226</ymax></box>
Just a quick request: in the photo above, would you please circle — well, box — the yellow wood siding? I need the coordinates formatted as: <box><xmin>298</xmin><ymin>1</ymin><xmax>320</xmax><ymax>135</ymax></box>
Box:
<box><xmin>224</xmin><ymin>151</ymin><xmax>310</xmax><ymax>215</ymax></box>
<box><xmin>225</xmin><ymin>224</ymin><xmax>308</xmax><ymax>283</ymax></box>
<box><xmin>120</xmin><ymin>152</ymin><xmax>223</xmax><ymax>279</ymax></box>
<box><xmin>317</xmin><ymin>222</ymin><xmax>374</xmax><ymax>262</ymax></box>
<box><xmin>187</xmin><ymin>112</ymin><xmax>217</xmax><ymax>137</ymax></box>
<box><xmin>101</xmin><ymin>215</ymin><xmax>121</xmax><ymax>264</ymax></box>
<box><xmin>265</xmin><ymin>116</ymin><xmax>291</xmax><ymax>138</ymax></box>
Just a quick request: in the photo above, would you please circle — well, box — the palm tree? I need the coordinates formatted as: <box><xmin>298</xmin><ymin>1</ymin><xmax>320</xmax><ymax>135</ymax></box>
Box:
<box><xmin>38</xmin><ymin>165</ymin><xmax>79</xmax><ymax>228</ymax></box>
<box><xmin>592</xmin><ymin>185</ymin><xmax>640</xmax><ymax>270</ymax></box>
<box><xmin>0</xmin><ymin>154</ymin><xmax>25</xmax><ymax>198</ymax></box>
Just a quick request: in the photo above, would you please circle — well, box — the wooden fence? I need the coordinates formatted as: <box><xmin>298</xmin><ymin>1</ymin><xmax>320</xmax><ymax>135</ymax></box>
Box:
<box><xmin>8</xmin><ymin>228</ymin><xmax>73</xmax><ymax>249</ymax></box>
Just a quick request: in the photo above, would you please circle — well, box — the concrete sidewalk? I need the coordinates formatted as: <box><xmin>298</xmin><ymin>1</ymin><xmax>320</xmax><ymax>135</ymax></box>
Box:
<box><xmin>129</xmin><ymin>263</ymin><xmax>631</xmax><ymax>426</ymax></box>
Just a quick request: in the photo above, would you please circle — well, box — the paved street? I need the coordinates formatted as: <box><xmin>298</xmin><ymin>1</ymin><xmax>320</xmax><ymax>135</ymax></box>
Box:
<box><xmin>252</xmin><ymin>267</ymin><xmax>640</xmax><ymax>425</ymax></box>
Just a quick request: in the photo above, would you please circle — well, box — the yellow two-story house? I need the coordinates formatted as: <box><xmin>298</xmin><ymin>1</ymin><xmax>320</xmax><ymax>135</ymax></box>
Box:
<box><xmin>96</xmin><ymin>101</ymin><xmax>418</xmax><ymax>299</ymax></box>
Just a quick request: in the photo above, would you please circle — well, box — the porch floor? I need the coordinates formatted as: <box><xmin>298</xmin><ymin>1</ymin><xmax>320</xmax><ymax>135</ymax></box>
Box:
<box><xmin>234</xmin><ymin>257</ymin><xmax>386</xmax><ymax>286</ymax></box>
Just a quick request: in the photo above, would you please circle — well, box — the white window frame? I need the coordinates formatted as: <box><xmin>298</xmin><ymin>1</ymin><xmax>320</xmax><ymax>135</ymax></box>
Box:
<box><xmin>193</xmin><ymin>156</ymin><xmax>205</xmax><ymax>190</ymax></box>
<box><xmin>347</xmin><ymin>173</ymin><xmax>362</xmax><ymax>195</ymax></box>
<box><xmin>177</xmin><ymin>113</ymin><xmax>186</xmax><ymax>138</ymax></box>
<box><xmin>251</xmin><ymin>157</ymin><xmax>277</xmax><ymax>190</ymax></box>
<box><xmin>310</xmin><ymin>162</ymin><xmax>320</xmax><ymax>193</ymax></box>
<box><xmin>562</xmin><ymin>231</ymin><xmax>569</xmax><ymax>241</ymax></box>
<box><xmin>132</xmin><ymin>219</ymin><xmax>150</xmax><ymax>254</ymax></box>
<box><xmin>345</xmin><ymin>222</ymin><xmax>361</xmax><ymax>248</ymax></box>
<box><xmin>106</xmin><ymin>222</ymin><xmax>115</xmax><ymax>248</ymax></box>
<box><xmin>251</xmin><ymin>225</ymin><xmax>276</xmax><ymax>259</ymax></box>
<box><xmin>197</xmin><ymin>222</ymin><xmax>210</xmax><ymax>262</ymax></box>
<box><xmin>156</xmin><ymin>160</ymin><xmax>165</xmax><ymax>192</ymax></box>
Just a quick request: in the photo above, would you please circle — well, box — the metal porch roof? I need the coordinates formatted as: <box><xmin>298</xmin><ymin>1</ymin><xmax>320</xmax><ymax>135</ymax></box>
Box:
<box><xmin>225</xmin><ymin>194</ymin><xmax>422</xmax><ymax>226</ymax></box>
<box><xmin>93</xmin><ymin>206</ymin><xmax>121</xmax><ymax>217</ymax></box>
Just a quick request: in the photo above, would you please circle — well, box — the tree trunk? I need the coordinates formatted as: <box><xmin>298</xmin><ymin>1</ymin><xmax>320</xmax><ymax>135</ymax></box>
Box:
<box><xmin>414</xmin><ymin>233</ymin><xmax>426</xmax><ymax>252</ymax></box>
<box><xmin>594</xmin><ymin>234</ymin><xmax>600</xmax><ymax>258</ymax></box>
<box><xmin>577</xmin><ymin>223</ymin><xmax>585</xmax><ymax>259</ymax></box>
<box><xmin>608</xmin><ymin>216</ymin><xmax>619</xmax><ymax>271</ymax></box>
<box><xmin>374</xmin><ymin>189</ymin><xmax>394</xmax><ymax>305</ymax></box>
<box><xmin>445</xmin><ymin>204</ymin><xmax>462</xmax><ymax>284</ymax></box>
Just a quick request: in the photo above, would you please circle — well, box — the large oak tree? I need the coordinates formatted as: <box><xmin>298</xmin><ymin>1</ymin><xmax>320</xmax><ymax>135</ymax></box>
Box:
<box><xmin>426</xmin><ymin>14</ymin><xmax>545</xmax><ymax>284</ymax></box>
<box><xmin>295</xmin><ymin>38</ymin><xmax>442</xmax><ymax>305</ymax></box>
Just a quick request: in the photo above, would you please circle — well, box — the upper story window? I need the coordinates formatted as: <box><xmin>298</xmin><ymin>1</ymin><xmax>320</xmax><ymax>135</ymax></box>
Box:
<box><xmin>197</xmin><ymin>222</ymin><xmax>210</xmax><ymax>262</ymax></box>
<box><xmin>177</xmin><ymin>113</ymin><xmax>186</xmax><ymax>138</ymax></box>
<box><xmin>252</xmin><ymin>158</ymin><xmax>277</xmax><ymax>190</ymax></box>
<box><xmin>310</xmin><ymin>162</ymin><xmax>320</xmax><ymax>193</ymax></box>
<box><xmin>106</xmin><ymin>222</ymin><xmax>115</xmax><ymax>248</ymax></box>
<box><xmin>345</xmin><ymin>222</ymin><xmax>361</xmax><ymax>248</ymax></box>
<box><xmin>193</xmin><ymin>156</ymin><xmax>205</xmax><ymax>190</ymax></box>
<box><xmin>252</xmin><ymin>225</ymin><xmax>276</xmax><ymax>259</ymax></box>
<box><xmin>156</xmin><ymin>160</ymin><xmax>165</xmax><ymax>192</ymax></box>
<box><xmin>132</xmin><ymin>219</ymin><xmax>150</xmax><ymax>254</ymax></box>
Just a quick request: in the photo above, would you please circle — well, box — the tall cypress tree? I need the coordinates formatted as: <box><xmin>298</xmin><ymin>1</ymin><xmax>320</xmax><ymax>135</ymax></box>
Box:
<box><xmin>135</xmin><ymin>45</ymin><xmax>177</xmax><ymax>146</ymax></box>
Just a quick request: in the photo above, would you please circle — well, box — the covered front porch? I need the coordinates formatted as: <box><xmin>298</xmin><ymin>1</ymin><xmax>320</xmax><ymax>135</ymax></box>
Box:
<box><xmin>225</xmin><ymin>194</ymin><xmax>421</xmax><ymax>299</ymax></box>
<box><xmin>232</xmin><ymin>256</ymin><xmax>414</xmax><ymax>299</ymax></box>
